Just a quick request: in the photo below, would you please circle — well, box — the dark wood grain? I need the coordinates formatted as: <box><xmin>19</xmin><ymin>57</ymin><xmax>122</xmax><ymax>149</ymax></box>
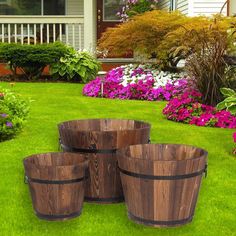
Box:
<box><xmin>23</xmin><ymin>152</ymin><xmax>88</xmax><ymax>221</ymax></box>
<box><xmin>58</xmin><ymin>119</ymin><xmax>151</xmax><ymax>203</ymax></box>
<box><xmin>117</xmin><ymin>144</ymin><xmax>207</xmax><ymax>227</ymax></box>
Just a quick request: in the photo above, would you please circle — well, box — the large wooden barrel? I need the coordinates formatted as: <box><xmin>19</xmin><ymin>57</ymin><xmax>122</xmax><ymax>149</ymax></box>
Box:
<box><xmin>58</xmin><ymin>119</ymin><xmax>151</xmax><ymax>203</ymax></box>
<box><xmin>118</xmin><ymin>144</ymin><xmax>208</xmax><ymax>227</ymax></box>
<box><xmin>23</xmin><ymin>152</ymin><xmax>89</xmax><ymax>221</ymax></box>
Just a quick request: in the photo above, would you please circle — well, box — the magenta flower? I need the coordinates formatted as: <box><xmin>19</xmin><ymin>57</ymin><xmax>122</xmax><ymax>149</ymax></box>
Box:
<box><xmin>233</xmin><ymin>132</ymin><xmax>236</xmax><ymax>143</ymax></box>
<box><xmin>163</xmin><ymin>92</ymin><xmax>236</xmax><ymax>129</ymax></box>
<box><xmin>83</xmin><ymin>65</ymin><xmax>191</xmax><ymax>101</ymax></box>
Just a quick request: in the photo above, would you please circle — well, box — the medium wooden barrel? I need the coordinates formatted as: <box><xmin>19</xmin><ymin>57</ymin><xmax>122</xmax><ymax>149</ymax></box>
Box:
<box><xmin>118</xmin><ymin>144</ymin><xmax>208</xmax><ymax>227</ymax></box>
<box><xmin>23</xmin><ymin>152</ymin><xmax>89</xmax><ymax>221</ymax></box>
<box><xmin>58</xmin><ymin>119</ymin><xmax>151</xmax><ymax>203</ymax></box>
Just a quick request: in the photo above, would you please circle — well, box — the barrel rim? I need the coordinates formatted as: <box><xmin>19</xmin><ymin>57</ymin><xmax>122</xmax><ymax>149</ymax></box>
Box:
<box><xmin>57</xmin><ymin>118</ymin><xmax>151</xmax><ymax>133</ymax></box>
<box><xmin>117</xmin><ymin>143</ymin><xmax>208</xmax><ymax>163</ymax></box>
<box><xmin>23</xmin><ymin>152</ymin><xmax>89</xmax><ymax>168</ymax></box>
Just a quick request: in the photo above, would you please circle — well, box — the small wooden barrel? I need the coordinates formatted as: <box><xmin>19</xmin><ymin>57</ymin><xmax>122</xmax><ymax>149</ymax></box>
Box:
<box><xmin>118</xmin><ymin>144</ymin><xmax>208</xmax><ymax>227</ymax></box>
<box><xmin>58</xmin><ymin>119</ymin><xmax>151</xmax><ymax>203</ymax></box>
<box><xmin>23</xmin><ymin>152</ymin><xmax>89</xmax><ymax>221</ymax></box>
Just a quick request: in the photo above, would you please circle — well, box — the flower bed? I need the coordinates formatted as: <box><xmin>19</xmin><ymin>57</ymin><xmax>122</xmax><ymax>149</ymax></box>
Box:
<box><xmin>84</xmin><ymin>64</ymin><xmax>236</xmax><ymax>130</ymax></box>
<box><xmin>0</xmin><ymin>88</ymin><xmax>30</xmax><ymax>141</ymax></box>
<box><xmin>163</xmin><ymin>92</ymin><xmax>236</xmax><ymax>129</ymax></box>
<box><xmin>83</xmin><ymin>64</ymin><xmax>185</xmax><ymax>101</ymax></box>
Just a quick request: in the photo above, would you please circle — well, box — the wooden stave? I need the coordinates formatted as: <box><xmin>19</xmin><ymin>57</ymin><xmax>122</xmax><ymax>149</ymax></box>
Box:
<box><xmin>117</xmin><ymin>144</ymin><xmax>208</xmax><ymax>227</ymax></box>
<box><xmin>23</xmin><ymin>152</ymin><xmax>88</xmax><ymax>221</ymax></box>
<box><xmin>58</xmin><ymin>119</ymin><xmax>151</xmax><ymax>203</ymax></box>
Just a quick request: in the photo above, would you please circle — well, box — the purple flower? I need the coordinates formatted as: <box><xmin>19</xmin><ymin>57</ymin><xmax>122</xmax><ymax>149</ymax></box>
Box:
<box><xmin>6</xmin><ymin>122</ymin><xmax>13</xmax><ymax>128</ymax></box>
<box><xmin>1</xmin><ymin>114</ymin><xmax>7</xmax><ymax>118</ymax></box>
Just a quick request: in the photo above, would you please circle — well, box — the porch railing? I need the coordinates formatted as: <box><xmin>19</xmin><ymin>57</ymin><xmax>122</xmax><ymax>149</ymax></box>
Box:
<box><xmin>0</xmin><ymin>16</ymin><xmax>84</xmax><ymax>49</ymax></box>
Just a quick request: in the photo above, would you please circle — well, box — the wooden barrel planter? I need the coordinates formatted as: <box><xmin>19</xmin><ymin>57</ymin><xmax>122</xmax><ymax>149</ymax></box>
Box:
<box><xmin>118</xmin><ymin>144</ymin><xmax>208</xmax><ymax>227</ymax></box>
<box><xmin>58</xmin><ymin>119</ymin><xmax>151</xmax><ymax>203</ymax></box>
<box><xmin>23</xmin><ymin>152</ymin><xmax>89</xmax><ymax>221</ymax></box>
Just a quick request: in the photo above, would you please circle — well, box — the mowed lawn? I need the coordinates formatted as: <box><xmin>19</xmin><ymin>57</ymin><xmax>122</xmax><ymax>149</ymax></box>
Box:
<box><xmin>0</xmin><ymin>82</ymin><xmax>235</xmax><ymax>236</ymax></box>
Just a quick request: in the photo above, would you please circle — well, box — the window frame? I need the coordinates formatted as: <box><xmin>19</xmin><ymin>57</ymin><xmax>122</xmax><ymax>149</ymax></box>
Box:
<box><xmin>0</xmin><ymin>0</ymin><xmax>66</xmax><ymax>16</ymax></box>
<box><xmin>170</xmin><ymin>0</ymin><xmax>177</xmax><ymax>11</ymax></box>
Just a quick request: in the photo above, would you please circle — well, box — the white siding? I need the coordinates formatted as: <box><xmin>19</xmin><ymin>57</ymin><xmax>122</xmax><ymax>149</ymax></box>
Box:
<box><xmin>157</xmin><ymin>0</ymin><xmax>171</xmax><ymax>11</ymax></box>
<box><xmin>192</xmin><ymin>0</ymin><xmax>227</xmax><ymax>16</ymax></box>
<box><xmin>66</xmin><ymin>0</ymin><xmax>84</xmax><ymax>49</ymax></box>
<box><xmin>66</xmin><ymin>0</ymin><xmax>84</xmax><ymax>15</ymax></box>
<box><xmin>177</xmin><ymin>0</ymin><xmax>189</xmax><ymax>15</ymax></box>
<box><xmin>158</xmin><ymin>0</ymin><xmax>227</xmax><ymax>16</ymax></box>
<box><xmin>158</xmin><ymin>0</ymin><xmax>188</xmax><ymax>15</ymax></box>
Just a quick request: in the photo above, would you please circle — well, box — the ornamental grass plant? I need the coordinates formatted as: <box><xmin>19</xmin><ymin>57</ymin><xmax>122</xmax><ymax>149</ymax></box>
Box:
<box><xmin>185</xmin><ymin>26</ymin><xmax>234</xmax><ymax>106</ymax></box>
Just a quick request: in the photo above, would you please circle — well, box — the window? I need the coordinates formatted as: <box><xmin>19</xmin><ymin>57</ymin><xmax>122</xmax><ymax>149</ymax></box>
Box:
<box><xmin>43</xmin><ymin>0</ymin><xmax>65</xmax><ymax>15</ymax></box>
<box><xmin>103</xmin><ymin>0</ymin><xmax>124</xmax><ymax>21</ymax></box>
<box><xmin>0</xmin><ymin>0</ymin><xmax>65</xmax><ymax>15</ymax></box>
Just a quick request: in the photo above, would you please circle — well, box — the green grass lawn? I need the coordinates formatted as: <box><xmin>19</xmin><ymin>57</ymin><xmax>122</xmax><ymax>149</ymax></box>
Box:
<box><xmin>0</xmin><ymin>82</ymin><xmax>235</xmax><ymax>236</ymax></box>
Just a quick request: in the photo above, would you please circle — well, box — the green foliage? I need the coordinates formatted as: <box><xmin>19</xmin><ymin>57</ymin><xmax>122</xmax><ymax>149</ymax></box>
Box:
<box><xmin>0</xmin><ymin>42</ymin><xmax>67</xmax><ymax>79</ymax></box>
<box><xmin>50</xmin><ymin>46</ymin><xmax>101</xmax><ymax>83</ymax></box>
<box><xmin>217</xmin><ymin>88</ymin><xmax>236</xmax><ymax>115</ymax></box>
<box><xmin>0</xmin><ymin>88</ymin><xmax>30</xmax><ymax>141</ymax></box>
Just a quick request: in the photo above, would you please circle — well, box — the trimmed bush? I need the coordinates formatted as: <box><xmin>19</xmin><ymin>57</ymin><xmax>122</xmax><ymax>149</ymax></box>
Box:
<box><xmin>0</xmin><ymin>42</ymin><xmax>67</xmax><ymax>79</ymax></box>
<box><xmin>0</xmin><ymin>88</ymin><xmax>30</xmax><ymax>141</ymax></box>
<box><xmin>50</xmin><ymin>46</ymin><xmax>101</xmax><ymax>83</ymax></box>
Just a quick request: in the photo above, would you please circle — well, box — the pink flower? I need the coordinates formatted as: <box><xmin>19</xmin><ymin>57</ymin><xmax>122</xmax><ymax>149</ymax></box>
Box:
<box><xmin>163</xmin><ymin>92</ymin><xmax>236</xmax><ymax>129</ymax></box>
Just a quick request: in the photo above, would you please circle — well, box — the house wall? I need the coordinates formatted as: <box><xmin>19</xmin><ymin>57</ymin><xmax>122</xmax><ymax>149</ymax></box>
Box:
<box><xmin>66</xmin><ymin>0</ymin><xmax>96</xmax><ymax>51</ymax></box>
<box><xmin>157</xmin><ymin>0</ymin><xmax>227</xmax><ymax>16</ymax></box>
<box><xmin>157</xmin><ymin>0</ymin><xmax>171</xmax><ymax>11</ymax></box>
<box><xmin>229</xmin><ymin>0</ymin><xmax>236</xmax><ymax>15</ymax></box>
<box><xmin>83</xmin><ymin>0</ymin><xmax>97</xmax><ymax>51</ymax></box>
<box><xmin>66</xmin><ymin>0</ymin><xmax>84</xmax><ymax>15</ymax></box>
<box><xmin>191</xmin><ymin>0</ymin><xmax>227</xmax><ymax>16</ymax></box>
<box><xmin>66</xmin><ymin>0</ymin><xmax>84</xmax><ymax>49</ymax></box>
<box><xmin>177</xmin><ymin>0</ymin><xmax>188</xmax><ymax>15</ymax></box>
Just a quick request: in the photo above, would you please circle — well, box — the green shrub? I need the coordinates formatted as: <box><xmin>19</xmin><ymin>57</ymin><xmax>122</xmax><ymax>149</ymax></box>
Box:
<box><xmin>0</xmin><ymin>88</ymin><xmax>30</xmax><ymax>141</ymax></box>
<box><xmin>217</xmin><ymin>88</ymin><xmax>236</xmax><ymax>115</ymax></box>
<box><xmin>0</xmin><ymin>42</ymin><xmax>67</xmax><ymax>80</ymax></box>
<box><xmin>50</xmin><ymin>46</ymin><xmax>101</xmax><ymax>83</ymax></box>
